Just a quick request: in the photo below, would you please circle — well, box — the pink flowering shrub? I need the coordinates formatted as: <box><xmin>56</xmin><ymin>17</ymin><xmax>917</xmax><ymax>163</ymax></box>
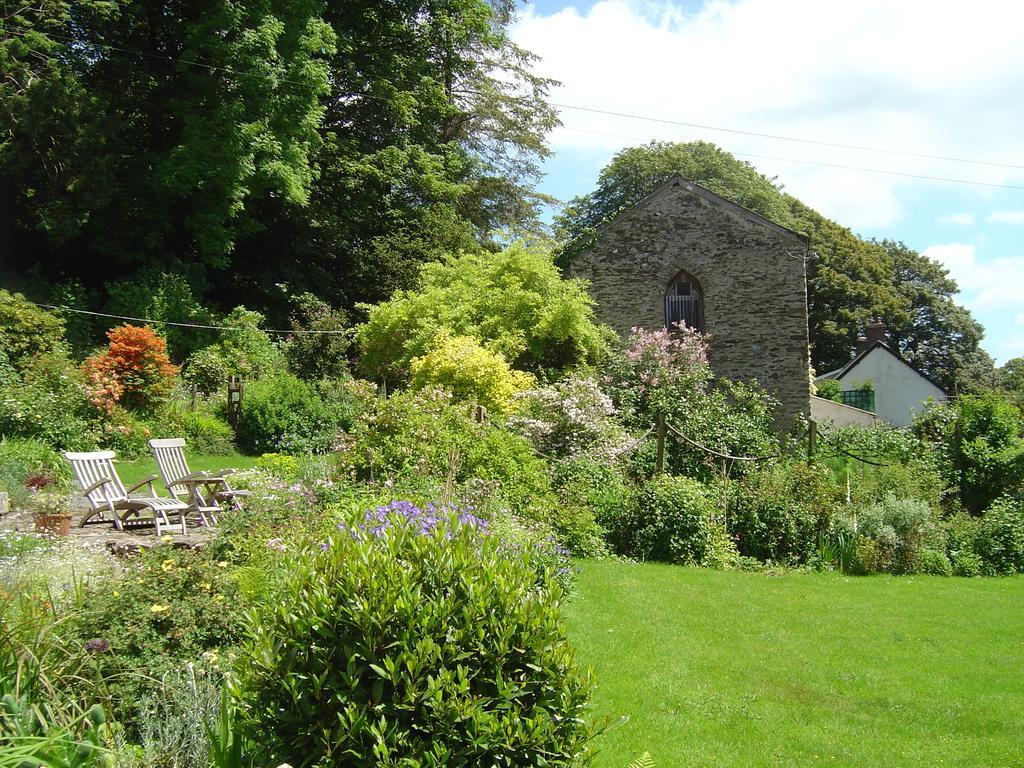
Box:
<box><xmin>603</xmin><ymin>325</ymin><xmax>712</xmax><ymax>423</ymax></box>
<box><xmin>602</xmin><ymin>326</ymin><xmax>778</xmax><ymax>479</ymax></box>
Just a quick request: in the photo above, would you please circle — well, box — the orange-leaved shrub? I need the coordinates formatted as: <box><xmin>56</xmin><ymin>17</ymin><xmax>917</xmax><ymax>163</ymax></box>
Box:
<box><xmin>82</xmin><ymin>325</ymin><xmax>177</xmax><ymax>413</ymax></box>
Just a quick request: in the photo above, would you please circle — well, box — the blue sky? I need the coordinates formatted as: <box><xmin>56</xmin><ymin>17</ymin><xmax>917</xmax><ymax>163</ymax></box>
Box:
<box><xmin>513</xmin><ymin>0</ymin><xmax>1024</xmax><ymax>365</ymax></box>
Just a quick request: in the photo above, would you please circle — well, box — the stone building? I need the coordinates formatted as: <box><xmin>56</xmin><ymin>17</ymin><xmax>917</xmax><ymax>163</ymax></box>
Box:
<box><xmin>569</xmin><ymin>175</ymin><xmax>812</xmax><ymax>424</ymax></box>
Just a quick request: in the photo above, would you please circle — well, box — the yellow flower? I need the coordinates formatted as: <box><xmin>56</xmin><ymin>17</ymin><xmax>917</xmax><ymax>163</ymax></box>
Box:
<box><xmin>161</xmin><ymin>559</ymin><xmax>175</xmax><ymax>572</ymax></box>
<box><xmin>112</xmin><ymin>591</ymin><xmax>120</xmax><ymax>598</ymax></box>
<box><xmin>199</xmin><ymin>582</ymin><xmax>212</xmax><ymax>591</ymax></box>
<box><xmin>160</xmin><ymin>535</ymin><xmax>173</xmax><ymax>544</ymax></box>
<box><xmin>150</xmin><ymin>604</ymin><xmax>170</xmax><ymax>614</ymax></box>
<box><xmin>213</xmin><ymin>594</ymin><xmax>224</xmax><ymax>602</ymax></box>
<box><xmin>216</xmin><ymin>561</ymin><xmax>228</xmax><ymax>568</ymax></box>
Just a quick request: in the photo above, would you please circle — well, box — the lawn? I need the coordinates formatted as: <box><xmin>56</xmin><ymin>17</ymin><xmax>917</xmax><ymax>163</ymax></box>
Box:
<box><xmin>567</xmin><ymin>561</ymin><xmax>1024</xmax><ymax>768</ymax></box>
<box><xmin>116</xmin><ymin>451</ymin><xmax>261</xmax><ymax>488</ymax></box>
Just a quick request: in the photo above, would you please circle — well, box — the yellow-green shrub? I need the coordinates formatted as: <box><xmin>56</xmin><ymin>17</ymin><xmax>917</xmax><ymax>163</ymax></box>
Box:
<box><xmin>409</xmin><ymin>334</ymin><xmax>533</xmax><ymax>414</ymax></box>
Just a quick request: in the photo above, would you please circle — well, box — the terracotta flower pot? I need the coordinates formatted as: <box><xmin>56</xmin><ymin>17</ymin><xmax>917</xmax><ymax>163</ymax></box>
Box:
<box><xmin>34</xmin><ymin>512</ymin><xmax>73</xmax><ymax>537</ymax></box>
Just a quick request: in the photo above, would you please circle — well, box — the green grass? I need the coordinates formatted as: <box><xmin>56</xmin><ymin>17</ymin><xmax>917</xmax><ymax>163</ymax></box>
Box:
<box><xmin>566</xmin><ymin>561</ymin><xmax>1024</xmax><ymax>768</ymax></box>
<box><xmin>116</xmin><ymin>452</ymin><xmax>261</xmax><ymax>489</ymax></box>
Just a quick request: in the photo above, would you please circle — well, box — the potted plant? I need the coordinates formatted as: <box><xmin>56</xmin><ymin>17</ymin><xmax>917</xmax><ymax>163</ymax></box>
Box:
<box><xmin>27</xmin><ymin>476</ymin><xmax>74</xmax><ymax>537</ymax></box>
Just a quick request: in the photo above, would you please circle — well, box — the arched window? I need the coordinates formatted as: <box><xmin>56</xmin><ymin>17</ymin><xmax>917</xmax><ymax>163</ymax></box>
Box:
<box><xmin>665</xmin><ymin>270</ymin><xmax>704</xmax><ymax>332</ymax></box>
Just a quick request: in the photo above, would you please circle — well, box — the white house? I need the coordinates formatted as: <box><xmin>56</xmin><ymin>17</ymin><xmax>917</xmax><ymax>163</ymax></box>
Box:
<box><xmin>816</xmin><ymin>321</ymin><xmax>946</xmax><ymax>427</ymax></box>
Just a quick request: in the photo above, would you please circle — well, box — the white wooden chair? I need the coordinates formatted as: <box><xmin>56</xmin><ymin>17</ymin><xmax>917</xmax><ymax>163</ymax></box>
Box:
<box><xmin>64</xmin><ymin>450</ymin><xmax>188</xmax><ymax>535</ymax></box>
<box><xmin>148</xmin><ymin>438</ymin><xmax>250</xmax><ymax>527</ymax></box>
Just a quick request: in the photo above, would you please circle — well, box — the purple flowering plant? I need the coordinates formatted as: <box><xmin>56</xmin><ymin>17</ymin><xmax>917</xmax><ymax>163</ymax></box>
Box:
<box><xmin>357</xmin><ymin>499</ymin><xmax>489</xmax><ymax>538</ymax></box>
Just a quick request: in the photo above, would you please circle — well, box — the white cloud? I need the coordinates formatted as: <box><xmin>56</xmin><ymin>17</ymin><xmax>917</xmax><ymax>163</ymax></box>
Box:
<box><xmin>938</xmin><ymin>212</ymin><xmax>976</xmax><ymax>226</ymax></box>
<box><xmin>513</xmin><ymin>0</ymin><xmax>1024</xmax><ymax>228</ymax></box>
<box><xmin>924</xmin><ymin>242</ymin><xmax>1024</xmax><ymax>309</ymax></box>
<box><xmin>1016</xmin><ymin>313</ymin><xmax>1024</xmax><ymax>326</ymax></box>
<box><xmin>987</xmin><ymin>210</ymin><xmax>1024</xmax><ymax>224</ymax></box>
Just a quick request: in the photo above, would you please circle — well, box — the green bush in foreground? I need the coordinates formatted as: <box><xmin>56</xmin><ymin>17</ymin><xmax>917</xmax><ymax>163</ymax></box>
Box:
<box><xmin>236</xmin><ymin>508</ymin><xmax>592</xmax><ymax>767</ymax></box>
<box><xmin>729</xmin><ymin>461</ymin><xmax>838</xmax><ymax>564</ymax></box>
<box><xmin>605</xmin><ymin>475</ymin><xmax>735</xmax><ymax>567</ymax></box>
<box><xmin>975</xmin><ymin>494</ymin><xmax>1024</xmax><ymax>575</ymax></box>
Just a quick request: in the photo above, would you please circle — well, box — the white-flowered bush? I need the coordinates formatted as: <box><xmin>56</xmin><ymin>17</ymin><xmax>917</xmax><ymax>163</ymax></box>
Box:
<box><xmin>508</xmin><ymin>374</ymin><xmax>633</xmax><ymax>463</ymax></box>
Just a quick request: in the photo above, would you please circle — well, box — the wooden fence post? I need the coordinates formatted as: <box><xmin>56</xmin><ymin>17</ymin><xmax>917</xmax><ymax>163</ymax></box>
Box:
<box><xmin>475</xmin><ymin>404</ymin><xmax>486</xmax><ymax>424</ymax></box>
<box><xmin>226</xmin><ymin>376</ymin><xmax>244</xmax><ymax>427</ymax></box>
<box><xmin>655</xmin><ymin>413</ymin><xmax>666</xmax><ymax>475</ymax></box>
<box><xmin>807</xmin><ymin>418</ymin><xmax>818</xmax><ymax>464</ymax></box>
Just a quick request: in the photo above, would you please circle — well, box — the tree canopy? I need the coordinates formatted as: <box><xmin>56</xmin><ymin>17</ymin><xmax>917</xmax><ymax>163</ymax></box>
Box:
<box><xmin>1</xmin><ymin>0</ymin><xmax>557</xmax><ymax>322</ymax></box>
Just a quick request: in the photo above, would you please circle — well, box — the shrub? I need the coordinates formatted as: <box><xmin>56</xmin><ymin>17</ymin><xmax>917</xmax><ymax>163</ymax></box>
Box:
<box><xmin>814</xmin><ymin>378</ymin><xmax>842</xmax><ymax>402</ymax></box>
<box><xmin>66</xmin><ymin>545</ymin><xmax>244</xmax><ymax>735</ymax></box>
<box><xmin>410</xmin><ymin>333</ymin><xmax>534</xmax><ymax>414</ymax></box>
<box><xmin>213</xmin><ymin>306</ymin><xmax>285</xmax><ymax>380</ymax></box>
<box><xmin>152</xmin><ymin>403</ymin><xmax>236</xmax><ymax>455</ymax></box>
<box><xmin>99</xmin><ymin>406</ymin><xmax>152</xmax><ymax>459</ymax></box>
<box><xmin>235</xmin><ymin>373</ymin><xmax>359</xmax><ymax>455</ymax></box>
<box><xmin>605</xmin><ymin>475</ymin><xmax>733</xmax><ymax>566</ymax></box>
<box><xmin>356</xmin><ymin>243</ymin><xmax>608</xmax><ymax>381</ymax></box>
<box><xmin>974</xmin><ymin>495</ymin><xmax>1024</xmax><ymax>575</ymax></box>
<box><xmin>602</xmin><ymin>325</ymin><xmax>711</xmax><ymax>423</ymax></box>
<box><xmin>915</xmin><ymin>548</ymin><xmax>953</xmax><ymax>576</ymax></box>
<box><xmin>283</xmin><ymin>293</ymin><xmax>350</xmax><ymax>381</ymax></box>
<box><xmin>943</xmin><ymin>511</ymin><xmax>980</xmax><ymax>576</ymax></box>
<box><xmin>915</xmin><ymin>393</ymin><xmax>1024</xmax><ymax>514</ymax></box>
<box><xmin>235</xmin><ymin>506</ymin><xmax>592</xmax><ymax>767</ymax></box>
<box><xmin>838</xmin><ymin>496</ymin><xmax>944</xmax><ymax>575</ymax></box>
<box><xmin>182</xmin><ymin>347</ymin><xmax>228</xmax><ymax>396</ymax></box>
<box><xmin>0</xmin><ymin>351</ymin><xmax>101</xmax><ymax>450</ymax></box>
<box><xmin>82</xmin><ymin>324</ymin><xmax>178</xmax><ymax>414</ymax></box>
<box><xmin>182</xmin><ymin>411</ymin><xmax>235</xmax><ymax>455</ymax></box>
<box><xmin>553</xmin><ymin>458</ymin><xmax>632</xmax><ymax>525</ymax></box>
<box><xmin>509</xmin><ymin>375</ymin><xmax>632</xmax><ymax>463</ymax></box>
<box><xmin>729</xmin><ymin>461</ymin><xmax>839</xmax><ymax>564</ymax></box>
<box><xmin>603</xmin><ymin>328</ymin><xmax>778</xmax><ymax>478</ymax></box>
<box><xmin>338</xmin><ymin>387</ymin><xmax>554</xmax><ymax>518</ymax></box>
<box><xmin>0</xmin><ymin>289</ymin><xmax>65</xmax><ymax>369</ymax></box>
<box><xmin>849</xmin><ymin>535</ymin><xmax>881</xmax><ymax>575</ymax></box>
<box><xmin>847</xmin><ymin>457</ymin><xmax>947</xmax><ymax>509</ymax></box>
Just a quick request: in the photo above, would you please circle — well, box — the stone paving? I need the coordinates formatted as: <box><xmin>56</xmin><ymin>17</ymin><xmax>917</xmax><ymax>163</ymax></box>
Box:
<box><xmin>1</xmin><ymin>496</ymin><xmax>213</xmax><ymax>553</ymax></box>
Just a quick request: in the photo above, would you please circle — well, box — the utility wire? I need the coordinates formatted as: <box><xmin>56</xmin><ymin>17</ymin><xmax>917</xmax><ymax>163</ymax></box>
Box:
<box><xmin>27</xmin><ymin>302</ymin><xmax>350</xmax><ymax>336</ymax></box>
<box><xmin>552</xmin><ymin>103</ymin><xmax>1024</xmax><ymax>172</ymax></box>
<box><xmin>12</xmin><ymin>27</ymin><xmax>1024</xmax><ymax>176</ymax></box>
<box><xmin>560</xmin><ymin>126</ymin><xmax>1024</xmax><ymax>192</ymax></box>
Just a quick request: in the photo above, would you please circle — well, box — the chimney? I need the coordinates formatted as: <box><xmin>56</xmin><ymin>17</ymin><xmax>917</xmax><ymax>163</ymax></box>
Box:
<box><xmin>864</xmin><ymin>319</ymin><xmax>887</xmax><ymax>346</ymax></box>
<box><xmin>855</xmin><ymin>335</ymin><xmax>869</xmax><ymax>355</ymax></box>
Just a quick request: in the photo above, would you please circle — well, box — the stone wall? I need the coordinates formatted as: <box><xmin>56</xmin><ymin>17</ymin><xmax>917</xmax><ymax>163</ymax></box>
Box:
<box><xmin>570</xmin><ymin>177</ymin><xmax>812</xmax><ymax>424</ymax></box>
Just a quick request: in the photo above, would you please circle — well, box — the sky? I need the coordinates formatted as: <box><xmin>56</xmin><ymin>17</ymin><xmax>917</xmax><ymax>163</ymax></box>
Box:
<box><xmin>511</xmin><ymin>0</ymin><xmax>1024</xmax><ymax>365</ymax></box>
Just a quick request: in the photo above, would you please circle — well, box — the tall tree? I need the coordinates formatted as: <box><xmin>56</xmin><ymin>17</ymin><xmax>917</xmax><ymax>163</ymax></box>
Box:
<box><xmin>228</xmin><ymin>0</ymin><xmax>559</xmax><ymax>315</ymax></box>
<box><xmin>2</xmin><ymin>0</ymin><xmax>334</xmax><ymax>288</ymax></box>
<box><xmin>879</xmin><ymin>239</ymin><xmax>991</xmax><ymax>394</ymax></box>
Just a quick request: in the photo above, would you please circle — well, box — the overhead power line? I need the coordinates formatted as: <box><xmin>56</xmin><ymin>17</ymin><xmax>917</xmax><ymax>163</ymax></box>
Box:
<box><xmin>13</xmin><ymin>30</ymin><xmax>1024</xmax><ymax>199</ymax></box>
<box><xmin>552</xmin><ymin>103</ymin><xmax>1024</xmax><ymax>172</ymax></box>
<box><xmin>12</xmin><ymin>27</ymin><xmax>1024</xmax><ymax>177</ymax></box>
<box><xmin>559</xmin><ymin>126</ymin><xmax>1024</xmax><ymax>191</ymax></box>
<box><xmin>28</xmin><ymin>302</ymin><xmax>349</xmax><ymax>335</ymax></box>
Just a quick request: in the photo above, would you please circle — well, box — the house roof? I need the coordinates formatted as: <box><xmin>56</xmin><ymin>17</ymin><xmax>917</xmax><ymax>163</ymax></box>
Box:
<box><xmin>815</xmin><ymin>340</ymin><xmax>946</xmax><ymax>394</ymax></box>
<box><xmin>595</xmin><ymin>175</ymin><xmax>811</xmax><ymax>244</ymax></box>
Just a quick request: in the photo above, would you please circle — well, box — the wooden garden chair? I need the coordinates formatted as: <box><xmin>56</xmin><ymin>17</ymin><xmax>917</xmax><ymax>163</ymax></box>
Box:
<box><xmin>148</xmin><ymin>438</ymin><xmax>250</xmax><ymax>527</ymax></box>
<box><xmin>64</xmin><ymin>450</ymin><xmax>188</xmax><ymax>535</ymax></box>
